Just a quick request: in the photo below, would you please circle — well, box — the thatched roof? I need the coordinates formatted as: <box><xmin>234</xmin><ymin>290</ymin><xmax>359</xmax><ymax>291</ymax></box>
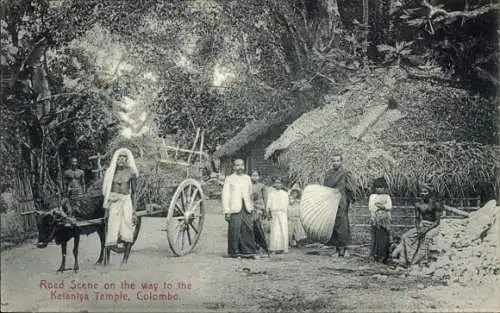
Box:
<box><xmin>267</xmin><ymin>66</ymin><xmax>499</xmax><ymax>198</ymax></box>
<box><xmin>214</xmin><ymin>108</ymin><xmax>297</xmax><ymax>158</ymax></box>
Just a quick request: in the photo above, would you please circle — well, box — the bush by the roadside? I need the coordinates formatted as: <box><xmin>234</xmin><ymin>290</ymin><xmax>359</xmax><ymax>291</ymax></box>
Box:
<box><xmin>1</xmin><ymin>210</ymin><xmax>27</xmax><ymax>239</ymax></box>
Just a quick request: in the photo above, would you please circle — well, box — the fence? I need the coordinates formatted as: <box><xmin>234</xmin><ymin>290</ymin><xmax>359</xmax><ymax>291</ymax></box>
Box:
<box><xmin>0</xmin><ymin>173</ymin><xmax>38</xmax><ymax>242</ymax></box>
<box><xmin>350</xmin><ymin>197</ymin><xmax>481</xmax><ymax>245</ymax></box>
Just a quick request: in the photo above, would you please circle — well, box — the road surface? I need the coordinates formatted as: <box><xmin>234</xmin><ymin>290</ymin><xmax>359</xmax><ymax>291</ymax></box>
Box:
<box><xmin>1</xmin><ymin>200</ymin><xmax>497</xmax><ymax>312</ymax></box>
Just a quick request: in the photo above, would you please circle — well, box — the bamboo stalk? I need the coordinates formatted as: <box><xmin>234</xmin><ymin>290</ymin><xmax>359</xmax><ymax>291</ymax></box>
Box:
<box><xmin>164</xmin><ymin>146</ymin><xmax>208</xmax><ymax>156</ymax></box>
<box><xmin>187</xmin><ymin>128</ymin><xmax>200</xmax><ymax>164</ymax></box>
<box><xmin>199</xmin><ymin>130</ymin><xmax>205</xmax><ymax>163</ymax></box>
<box><xmin>362</xmin><ymin>0</ymin><xmax>369</xmax><ymax>55</ymax></box>
<box><xmin>26</xmin><ymin>173</ymin><xmax>36</xmax><ymax>229</ymax></box>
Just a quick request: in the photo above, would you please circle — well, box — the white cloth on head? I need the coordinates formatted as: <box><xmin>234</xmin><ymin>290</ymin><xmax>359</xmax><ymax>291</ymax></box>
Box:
<box><xmin>105</xmin><ymin>192</ymin><xmax>134</xmax><ymax>246</ymax></box>
<box><xmin>102</xmin><ymin>148</ymin><xmax>138</xmax><ymax>209</ymax></box>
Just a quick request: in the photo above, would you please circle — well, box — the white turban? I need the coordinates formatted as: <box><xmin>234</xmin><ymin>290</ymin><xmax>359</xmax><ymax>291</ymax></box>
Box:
<box><xmin>102</xmin><ymin>148</ymin><xmax>139</xmax><ymax>208</ymax></box>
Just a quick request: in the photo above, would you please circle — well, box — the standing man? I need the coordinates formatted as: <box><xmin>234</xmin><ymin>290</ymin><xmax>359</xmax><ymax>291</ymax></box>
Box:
<box><xmin>222</xmin><ymin>159</ymin><xmax>258</xmax><ymax>259</ymax></box>
<box><xmin>250</xmin><ymin>170</ymin><xmax>269</xmax><ymax>255</ymax></box>
<box><xmin>64</xmin><ymin>157</ymin><xmax>86</xmax><ymax>216</ymax></box>
<box><xmin>102</xmin><ymin>148</ymin><xmax>138</xmax><ymax>266</ymax></box>
<box><xmin>323</xmin><ymin>153</ymin><xmax>353</xmax><ymax>257</ymax></box>
<box><xmin>250</xmin><ymin>170</ymin><xmax>267</xmax><ymax>218</ymax></box>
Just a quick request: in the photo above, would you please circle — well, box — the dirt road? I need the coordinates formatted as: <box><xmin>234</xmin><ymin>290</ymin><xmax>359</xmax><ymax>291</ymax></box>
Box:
<box><xmin>1</xmin><ymin>200</ymin><xmax>498</xmax><ymax>312</ymax></box>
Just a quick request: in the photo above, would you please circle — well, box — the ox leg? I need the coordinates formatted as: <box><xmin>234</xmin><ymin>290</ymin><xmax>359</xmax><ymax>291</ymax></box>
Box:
<box><xmin>73</xmin><ymin>235</ymin><xmax>80</xmax><ymax>273</ymax></box>
<box><xmin>57</xmin><ymin>242</ymin><xmax>67</xmax><ymax>273</ymax></box>
<box><xmin>96</xmin><ymin>227</ymin><xmax>105</xmax><ymax>265</ymax></box>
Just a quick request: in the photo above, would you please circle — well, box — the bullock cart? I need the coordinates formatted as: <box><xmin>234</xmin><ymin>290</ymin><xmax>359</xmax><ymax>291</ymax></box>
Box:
<box><xmin>72</xmin><ymin>176</ymin><xmax>206</xmax><ymax>257</ymax></box>
<box><xmin>29</xmin><ymin>130</ymin><xmax>209</xmax><ymax>259</ymax></box>
<box><xmin>92</xmin><ymin>129</ymin><xmax>208</xmax><ymax>256</ymax></box>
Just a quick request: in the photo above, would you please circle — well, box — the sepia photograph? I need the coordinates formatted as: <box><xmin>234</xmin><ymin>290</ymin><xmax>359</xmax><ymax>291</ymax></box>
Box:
<box><xmin>0</xmin><ymin>0</ymin><xmax>499</xmax><ymax>312</ymax></box>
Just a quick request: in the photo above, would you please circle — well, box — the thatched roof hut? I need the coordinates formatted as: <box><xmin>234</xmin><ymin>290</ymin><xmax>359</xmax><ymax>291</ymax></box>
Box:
<box><xmin>214</xmin><ymin>109</ymin><xmax>297</xmax><ymax>159</ymax></box>
<box><xmin>265</xmin><ymin>66</ymin><xmax>499</xmax><ymax>199</ymax></box>
<box><xmin>214</xmin><ymin>109</ymin><xmax>301</xmax><ymax>179</ymax></box>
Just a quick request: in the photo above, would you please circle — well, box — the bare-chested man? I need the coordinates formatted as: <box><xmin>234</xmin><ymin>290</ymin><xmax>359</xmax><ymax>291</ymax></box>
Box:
<box><xmin>64</xmin><ymin>157</ymin><xmax>85</xmax><ymax>215</ymax></box>
<box><xmin>102</xmin><ymin>148</ymin><xmax>138</xmax><ymax>266</ymax></box>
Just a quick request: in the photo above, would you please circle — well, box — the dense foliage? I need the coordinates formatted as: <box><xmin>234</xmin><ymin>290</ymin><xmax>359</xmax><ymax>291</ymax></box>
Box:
<box><xmin>0</xmin><ymin>0</ymin><xmax>498</xmax><ymax>199</ymax></box>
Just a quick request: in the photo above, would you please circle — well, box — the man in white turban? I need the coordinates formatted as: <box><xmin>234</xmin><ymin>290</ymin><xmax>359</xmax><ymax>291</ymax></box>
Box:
<box><xmin>102</xmin><ymin>148</ymin><xmax>139</xmax><ymax>266</ymax></box>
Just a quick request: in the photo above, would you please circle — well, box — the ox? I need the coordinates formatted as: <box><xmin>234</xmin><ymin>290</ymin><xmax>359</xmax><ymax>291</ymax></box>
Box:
<box><xmin>35</xmin><ymin>189</ymin><xmax>106</xmax><ymax>273</ymax></box>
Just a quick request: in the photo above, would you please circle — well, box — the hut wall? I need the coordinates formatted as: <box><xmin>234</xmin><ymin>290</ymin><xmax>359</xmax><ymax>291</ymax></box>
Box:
<box><xmin>247</xmin><ymin>138</ymin><xmax>287</xmax><ymax>183</ymax></box>
<box><xmin>219</xmin><ymin>151</ymin><xmax>253</xmax><ymax>177</ymax></box>
<box><xmin>218</xmin><ymin>127</ymin><xmax>289</xmax><ymax>184</ymax></box>
<box><xmin>218</xmin><ymin>139</ymin><xmax>287</xmax><ymax>182</ymax></box>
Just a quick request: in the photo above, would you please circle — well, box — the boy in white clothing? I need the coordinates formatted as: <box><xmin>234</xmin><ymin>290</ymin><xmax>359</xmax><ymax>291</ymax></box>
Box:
<box><xmin>266</xmin><ymin>178</ymin><xmax>289</xmax><ymax>254</ymax></box>
<box><xmin>288</xmin><ymin>188</ymin><xmax>306</xmax><ymax>247</ymax></box>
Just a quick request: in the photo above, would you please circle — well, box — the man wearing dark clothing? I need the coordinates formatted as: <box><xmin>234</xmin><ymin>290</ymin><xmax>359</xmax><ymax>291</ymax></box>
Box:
<box><xmin>323</xmin><ymin>153</ymin><xmax>353</xmax><ymax>257</ymax></box>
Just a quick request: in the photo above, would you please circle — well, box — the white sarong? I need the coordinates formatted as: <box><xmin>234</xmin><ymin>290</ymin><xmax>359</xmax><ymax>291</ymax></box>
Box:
<box><xmin>267</xmin><ymin>189</ymin><xmax>289</xmax><ymax>253</ymax></box>
<box><xmin>105</xmin><ymin>192</ymin><xmax>134</xmax><ymax>246</ymax></box>
<box><xmin>270</xmin><ymin>211</ymin><xmax>289</xmax><ymax>252</ymax></box>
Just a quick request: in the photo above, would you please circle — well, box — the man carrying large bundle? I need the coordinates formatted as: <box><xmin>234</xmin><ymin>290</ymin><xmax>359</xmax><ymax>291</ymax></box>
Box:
<box><xmin>323</xmin><ymin>153</ymin><xmax>353</xmax><ymax>257</ymax></box>
<box><xmin>102</xmin><ymin>148</ymin><xmax>138</xmax><ymax>266</ymax></box>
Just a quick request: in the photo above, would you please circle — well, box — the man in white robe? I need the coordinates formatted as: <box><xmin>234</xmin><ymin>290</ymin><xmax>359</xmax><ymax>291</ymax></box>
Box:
<box><xmin>102</xmin><ymin>148</ymin><xmax>138</xmax><ymax>266</ymax></box>
<box><xmin>222</xmin><ymin>159</ymin><xmax>257</xmax><ymax>259</ymax></box>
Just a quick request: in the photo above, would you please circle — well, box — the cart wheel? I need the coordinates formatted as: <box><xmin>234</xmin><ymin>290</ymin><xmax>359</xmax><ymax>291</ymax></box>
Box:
<box><xmin>166</xmin><ymin>178</ymin><xmax>206</xmax><ymax>256</ymax></box>
<box><xmin>110</xmin><ymin>216</ymin><xmax>142</xmax><ymax>254</ymax></box>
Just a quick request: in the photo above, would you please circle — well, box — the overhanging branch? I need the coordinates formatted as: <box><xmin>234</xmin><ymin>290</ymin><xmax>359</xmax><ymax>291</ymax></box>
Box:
<box><xmin>422</xmin><ymin>0</ymin><xmax>500</xmax><ymax>23</ymax></box>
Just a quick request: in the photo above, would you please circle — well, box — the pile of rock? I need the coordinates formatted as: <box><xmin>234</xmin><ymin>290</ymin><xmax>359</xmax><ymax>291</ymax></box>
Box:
<box><xmin>424</xmin><ymin>200</ymin><xmax>499</xmax><ymax>284</ymax></box>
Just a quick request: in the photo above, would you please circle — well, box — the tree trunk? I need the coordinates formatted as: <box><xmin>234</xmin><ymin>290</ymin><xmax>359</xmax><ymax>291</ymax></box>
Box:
<box><xmin>362</xmin><ymin>0</ymin><xmax>369</xmax><ymax>55</ymax></box>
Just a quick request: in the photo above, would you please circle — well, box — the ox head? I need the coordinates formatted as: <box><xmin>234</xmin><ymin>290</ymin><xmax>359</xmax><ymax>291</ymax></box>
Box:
<box><xmin>34</xmin><ymin>196</ymin><xmax>66</xmax><ymax>248</ymax></box>
<box><xmin>34</xmin><ymin>209</ymin><xmax>59</xmax><ymax>248</ymax></box>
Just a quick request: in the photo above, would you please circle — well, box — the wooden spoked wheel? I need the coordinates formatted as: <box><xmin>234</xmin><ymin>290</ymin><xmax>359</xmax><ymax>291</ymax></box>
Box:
<box><xmin>110</xmin><ymin>216</ymin><xmax>142</xmax><ymax>254</ymax></box>
<box><xmin>166</xmin><ymin>178</ymin><xmax>206</xmax><ymax>256</ymax></box>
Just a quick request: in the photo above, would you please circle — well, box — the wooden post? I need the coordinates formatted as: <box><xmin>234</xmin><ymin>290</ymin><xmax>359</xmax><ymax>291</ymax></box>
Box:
<box><xmin>199</xmin><ymin>130</ymin><xmax>205</xmax><ymax>177</ymax></box>
<box><xmin>362</xmin><ymin>0</ymin><xmax>369</xmax><ymax>57</ymax></box>
<box><xmin>443</xmin><ymin>205</ymin><xmax>469</xmax><ymax>218</ymax></box>
<box><xmin>88</xmin><ymin>152</ymin><xmax>107</xmax><ymax>178</ymax></box>
<box><xmin>199</xmin><ymin>130</ymin><xmax>205</xmax><ymax>163</ymax></box>
<box><xmin>174</xmin><ymin>143</ymin><xmax>180</xmax><ymax>160</ymax></box>
<box><xmin>188</xmin><ymin>128</ymin><xmax>200</xmax><ymax>164</ymax></box>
